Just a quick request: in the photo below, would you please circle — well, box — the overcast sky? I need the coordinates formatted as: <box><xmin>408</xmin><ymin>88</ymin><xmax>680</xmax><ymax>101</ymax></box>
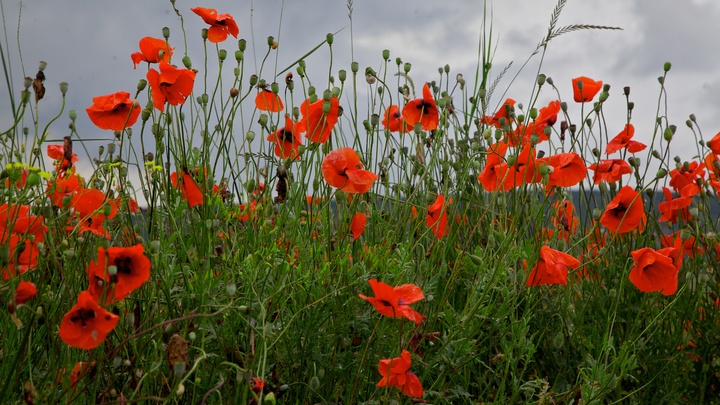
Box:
<box><xmin>2</xmin><ymin>0</ymin><xmax>719</xmax><ymax>190</ymax></box>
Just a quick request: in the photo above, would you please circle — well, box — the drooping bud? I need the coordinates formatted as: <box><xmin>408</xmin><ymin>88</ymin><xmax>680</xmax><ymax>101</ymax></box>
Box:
<box><xmin>182</xmin><ymin>56</ymin><xmax>192</xmax><ymax>69</ymax></box>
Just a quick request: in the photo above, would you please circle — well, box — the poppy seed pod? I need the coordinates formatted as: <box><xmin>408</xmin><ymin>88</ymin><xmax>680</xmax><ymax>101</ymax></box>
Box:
<box><xmin>628</xmin><ymin>101</ymin><xmax>634</xmax><ymax>111</ymax></box>
<box><xmin>664</xmin><ymin>127</ymin><xmax>674</xmax><ymax>141</ymax></box>
<box><xmin>325</xmin><ymin>33</ymin><xmax>334</xmax><ymax>45</ymax></box>
<box><xmin>382</xmin><ymin>49</ymin><xmax>390</xmax><ymax>60</ymax></box>
<box><xmin>200</xmin><ymin>28</ymin><xmax>208</xmax><ymax>40</ymax></box>
<box><xmin>444</xmin><ymin>64</ymin><xmax>450</xmax><ymax>73</ymax></box>
<box><xmin>38</xmin><ymin>60</ymin><xmax>47</xmax><ymax>71</ymax></box>
<box><xmin>246</xmin><ymin>130</ymin><xmax>255</xmax><ymax>142</ymax></box>
<box><xmin>656</xmin><ymin>169</ymin><xmax>667</xmax><ymax>178</ymax></box>
<box><xmin>323</xmin><ymin>89</ymin><xmax>332</xmax><ymax>102</ymax></box>
<box><xmin>249</xmin><ymin>75</ymin><xmax>258</xmax><ymax>86</ymax></box>
<box><xmin>238</xmin><ymin>39</ymin><xmax>247</xmax><ymax>51</ymax></box>
<box><xmin>162</xmin><ymin>27</ymin><xmax>170</xmax><ymax>39</ymax></box>
<box><xmin>23</xmin><ymin>77</ymin><xmax>32</xmax><ymax>89</ymax></box>
<box><xmin>338</xmin><ymin>69</ymin><xmax>347</xmax><ymax>82</ymax></box>
<box><xmin>537</xmin><ymin>74</ymin><xmax>546</xmax><ymax>86</ymax></box>
<box><xmin>59</xmin><ymin>82</ymin><xmax>69</xmax><ymax>95</ymax></box>
<box><xmin>267</xmin><ymin>35</ymin><xmax>275</xmax><ymax>47</ymax></box>
<box><xmin>230</xmin><ymin>88</ymin><xmax>239</xmax><ymax>98</ymax></box>
<box><xmin>599</xmin><ymin>92</ymin><xmax>609</xmax><ymax>103</ymax></box>
<box><xmin>258</xmin><ymin>114</ymin><xmax>268</xmax><ymax>128</ymax></box>
<box><xmin>652</xmin><ymin>149</ymin><xmax>661</xmax><ymax>159</ymax></box>
<box><xmin>403</xmin><ymin>63</ymin><xmax>411</xmax><ymax>73</ymax></box>
<box><xmin>217</xmin><ymin>49</ymin><xmax>227</xmax><ymax>61</ymax></box>
<box><xmin>664</xmin><ymin>62</ymin><xmax>672</xmax><ymax>72</ymax></box>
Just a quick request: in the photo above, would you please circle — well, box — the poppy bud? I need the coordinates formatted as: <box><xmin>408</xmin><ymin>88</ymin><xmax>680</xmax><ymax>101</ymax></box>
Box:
<box><xmin>536</xmin><ymin>73</ymin><xmax>546</xmax><ymax>86</ymax></box>
<box><xmin>26</xmin><ymin>171</ymin><xmax>40</xmax><ymax>187</ymax></box>
<box><xmin>182</xmin><ymin>56</ymin><xmax>192</xmax><ymax>69</ymax></box>
<box><xmin>506</xmin><ymin>154</ymin><xmax>517</xmax><ymax>167</ymax></box>
<box><xmin>296</xmin><ymin>66</ymin><xmax>305</xmax><ymax>77</ymax></box>
<box><xmin>689</xmin><ymin>207</ymin><xmax>699</xmax><ymax>218</ymax></box>
<box><xmin>599</xmin><ymin>92</ymin><xmax>609</xmax><ymax>103</ymax></box>
<box><xmin>218</xmin><ymin>49</ymin><xmax>227</xmax><ymax>61</ymax></box>
<box><xmin>545</xmin><ymin>76</ymin><xmax>554</xmax><ymax>86</ymax></box>
<box><xmin>201</xmin><ymin>28</ymin><xmax>208</xmax><ymax>40</ymax></box>
<box><xmin>529</xmin><ymin>108</ymin><xmax>538</xmax><ymax>120</ymax></box>
<box><xmin>403</xmin><ymin>63</ymin><xmax>411</xmax><ymax>73</ymax></box>
<box><xmin>658</xmin><ymin>76</ymin><xmax>664</xmax><ymax>85</ymax></box>
<box><xmin>331</xmin><ymin>87</ymin><xmax>341</xmax><ymax>98</ymax></box>
<box><xmin>494</xmin><ymin>129</ymin><xmax>502</xmax><ymax>141</ymax></box>
<box><xmin>592</xmin><ymin>207</ymin><xmax>603</xmax><ymax>219</ymax></box>
<box><xmin>363</xmin><ymin>119</ymin><xmax>371</xmax><ymax>133</ymax></box>
<box><xmin>263</xmin><ymin>393</ymin><xmax>277</xmax><ymax>405</ymax></box>
<box><xmin>238</xmin><ymin>39</ymin><xmax>247</xmax><ymax>51</ymax></box>
<box><xmin>530</xmin><ymin>134</ymin><xmax>540</xmax><ymax>146</ymax></box>
<box><xmin>395</xmin><ymin>57</ymin><xmax>402</xmax><ymax>66</ymax></box>
<box><xmin>652</xmin><ymin>149</ymin><xmax>661</xmax><ymax>159</ymax></box>
<box><xmin>478</xmin><ymin>88</ymin><xmax>486</xmax><ymax>100</ymax></box>
<box><xmin>141</xmin><ymin>109</ymin><xmax>151</xmax><ymax>122</ymax></box>
<box><xmin>309</xmin><ymin>375</ymin><xmax>320</xmax><ymax>390</ymax></box>
<box><xmin>246</xmin><ymin>130</ymin><xmax>256</xmax><ymax>142</ymax></box>
<box><xmin>62</xmin><ymin>195</ymin><xmax>72</xmax><ymax>208</ymax></box>
<box><xmin>325</xmin><ymin>32</ymin><xmax>334</xmax><ymax>45</ymax></box>
<box><xmin>226</xmin><ymin>283</ymin><xmax>236</xmax><ymax>297</ymax></box>
<box><xmin>59</xmin><ymin>82</ymin><xmax>68</xmax><ymax>96</ymax></box>
<box><xmin>628</xmin><ymin>157</ymin><xmax>639</xmax><ymax>168</ymax></box>
<box><xmin>664</xmin><ymin>62</ymin><xmax>672</xmax><ymax>72</ymax></box>
<box><xmin>249</xmin><ymin>74</ymin><xmax>258</xmax><ymax>87</ymax></box>
<box><xmin>662</xmin><ymin>127</ymin><xmax>673</xmax><ymax>142</ymax></box>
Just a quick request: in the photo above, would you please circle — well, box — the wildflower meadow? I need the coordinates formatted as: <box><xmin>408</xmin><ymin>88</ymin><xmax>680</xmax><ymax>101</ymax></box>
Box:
<box><xmin>2</xmin><ymin>0</ymin><xmax>720</xmax><ymax>403</ymax></box>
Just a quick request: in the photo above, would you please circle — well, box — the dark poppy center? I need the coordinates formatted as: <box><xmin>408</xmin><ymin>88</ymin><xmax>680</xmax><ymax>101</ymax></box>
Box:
<box><xmin>70</xmin><ymin>307</ymin><xmax>96</xmax><ymax>328</ymax></box>
<box><xmin>560</xmin><ymin>216</ymin><xmax>570</xmax><ymax>231</ymax></box>
<box><xmin>611</xmin><ymin>204</ymin><xmax>627</xmax><ymax>217</ymax></box>
<box><xmin>112</xmin><ymin>103</ymin><xmax>128</xmax><ymax>113</ymax></box>
<box><xmin>278</xmin><ymin>128</ymin><xmax>295</xmax><ymax>143</ymax></box>
<box><xmin>379</xmin><ymin>299</ymin><xmax>393</xmax><ymax>307</ymax></box>
<box><xmin>417</xmin><ymin>101</ymin><xmax>431</xmax><ymax>115</ymax></box>
<box><xmin>115</xmin><ymin>256</ymin><xmax>134</xmax><ymax>275</ymax></box>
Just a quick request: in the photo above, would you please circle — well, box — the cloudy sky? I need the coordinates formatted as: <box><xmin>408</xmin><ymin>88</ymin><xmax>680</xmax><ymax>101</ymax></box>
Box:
<box><xmin>2</xmin><ymin>0</ymin><xmax>719</xmax><ymax>188</ymax></box>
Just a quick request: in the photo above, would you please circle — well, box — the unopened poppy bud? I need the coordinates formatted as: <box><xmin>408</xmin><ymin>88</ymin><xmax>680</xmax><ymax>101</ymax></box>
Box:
<box><xmin>628</xmin><ymin>101</ymin><xmax>634</xmax><ymax>111</ymax></box>
<box><xmin>437</xmin><ymin>98</ymin><xmax>446</xmax><ymax>109</ymax></box>
<box><xmin>62</xmin><ymin>195</ymin><xmax>72</xmax><ymax>208</ymax></box>
<box><xmin>685</xmin><ymin>119</ymin><xmax>694</xmax><ymax>128</ymax></box>
<box><xmin>249</xmin><ymin>74</ymin><xmax>258</xmax><ymax>87</ymax></box>
<box><xmin>182</xmin><ymin>56</ymin><xmax>192</xmax><ymax>69</ymax></box>
<box><xmin>591</xmin><ymin>148</ymin><xmax>600</xmax><ymax>158</ymax></box>
<box><xmin>664</xmin><ymin>62</ymin><xmax>672</xmax><ymax>72</ymax></box>
<box><xmin>218</xmin><ymin>49</ymin><xmax>227</xmax><ymax>61</ymax></box>
<box><xmin>664</xmin><ymin>127</ymin><xmax>674</xmax><ymax>141</ymax></box>
<box><xmin>26</xmin><ymin>172</ymin><xmax>40</xmax><ymax>187</ymax></box>
<box><xmin>230</xmin><ymin>88</ymin><xmax>239</xmax><ymax>98</ymax></box>
<box><xmin>322</xmin><ymin>89</ymin><xmax>332</xmax><ymax>102</ymax></box>
<box><xmin>506</xmin><ymin>154</ymin><xmax>517</xmax><ymax>166</ymax></box>
<box><xmin>443</xmin><ymin>64</ymin><xmax>450</xmax><ymax>74</ymax></box>
<box><xmin>237</xmin><ymin>38</ymin><xmax>247</xmax><ymax>51</ymax></box>
<box><xmin>200</xmin><ymin>28</ymin><xmax>208</xmax><ymax>40</ymax></box>
<box><xmin>652</xmin><ymin>149</ymin><xmax>661</xmax><ymax>159</ymax></box>
<box><xmin>599</xmin><ymin>92</ymin><xmax>609</xmax><ymax>103</ymax></box>
<box><xmin>656</xmin><ymin>169</ymin><xmax>667</xmax><ymax>178</ymax></box>
<box><xmin>628</xmin><ymin>157</ymin><xmax>640</xmax><ymax>168</ymax></box>
<box><xmin>592</xmin><ymin>207</ymin><xmax>603</xmax><ymax>219</ymax></box>
<box><xmin>494</xmin><ymin>129</ymin><xmax>502</xmax><ymax>141</ymax></box>
<box><xmin>363</xmin><ymin>119</ymin><xmax>371</xmax><ymax>132</ymax></box>
<box><xmin>263</xmin><ymin>392</ymin><xmax>277</xmax><ymax>405</ymax></box>
<box><xmin>246</xmin><ymin>130</ymin><xmax>256</xmax><ymax>142</ymax></box>
<box><xmin>259</xmin><ymin>114</ymin><xmax>269</xmax><ymax>128</ymax></box>
<box><xmin>201</xmin><ymin>93</ymin><xmax>209</xmax><ymax>105</ymax></box>
<box><xmin>658</xmin><ymin>76</ymin><xmax>664</xmax><ymax>85</ymax></box>
<box><xmin>403</xmin><ymin>63</ymin><xmax>411</xmax><ymax>73</ymax></box>
<box><xmin>539</xmin><ymin>164</ymin><xmax>550</xmax><ymax>176</ymax></box>
<box><xmin>680</xmin><ymin>229</ymin><xmax>692</xmax><ymax>241</ymax></box>
<box><xmin>59</xmin><ymin>82</ymin><xmax>68</xmax><ymax>95</ymax></box>
<box><xmin>309</xmin><ymin>375</ymin><xmax>320</xmax><ymax>390</ymax></box>
<box><xmin>528</xmin><ymin>108</ymin><xmax>538</xmax><ymax>120</ymax></box>
<box><xmin>296</xmin><ymin>65</ymin><xmax>305</xmax><ymax>77</ymax></box>
<box><xmin>528</xmin><ymin>74</ymin><xmax>544</xmax><ymax>89</ymax></box>
<box><xmin>544</xmin><ymin>76</ymin><xmax>553</xmax><ymax>86</ymax></box>
<box><xmin>141</xmin><ymin>109</ymin><xmax>151</xmax><ymax>122</ymax></box>
<box><xmin>325</xmin><ymin>32</ymin><xmax>334</xmax><ymax>45</ymax></box>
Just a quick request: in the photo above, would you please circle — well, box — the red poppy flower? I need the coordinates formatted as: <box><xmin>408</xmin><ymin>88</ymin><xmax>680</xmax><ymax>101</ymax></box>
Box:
<box><xmin>191</xmin><ymin>7</ymin><xmax>239</xmax><ymax>43</ymax></box>
<box><xmin>59</xmin><ymin>290</ymin><xmax>120</xmax><ymax>350</ymax></box>
<box><xmin>543</xmin><ymin>152</ymin><xmax>587</xmax><ymax>190</ymax></box>
<box><xmin>86</xmin><ymin>91</ymin><xmax>141</xmax><ymax>131</ymax></box>
<box><xmin>87</xmin><ymin>244</ymin><xmax>151</xmax><ymax>305</ymax></box>
<box><xmin>297</xmin><ymin>97</ymin><xmax>340</xmax><ymax>144</ymax></box>
<box><xmin>669</xmin><ymin>161</ymin><xmax>705</xmax><ymax>194</ymax></box>
<box><xmin>255</xmin><ymin>89</ymin><xmax>283</xmax><ymax>112</ymax></box>
<box><xmin>526</xmin><ymin>245</ymin><xmax>581</xmax><ymax>286</ymax></box>
<box><xmin>47</xmin><ymin>144</ymin><xmax>79</xmax><ymax>174</ymax></box>
<box><xmin>321</xmin><ymin>148</ymin><xmax>378</xmax><ymax>194</ymax></box>
<box><xmin>536</xmin><ymin>100</ymin><xmax>561</xmax><ymax>126</ymax></box>
<box><xmin>629</xmin><ymin>247</ymin><xmax>679</xmax><ymax>295</ymax></box>
<box><xmin>660</xmin><ymin>231</ymin><xmax>702</xmax><ymax>263</ymax></box>
<box><xmin>493</xmin><ymin>143</ymin><xmax>542</xmax><ymax>191</ymax></box>
<box><xmin>236</xmin><ymin>199</ymin><xmax>257</xmax><ymax>221</ymax></box>
<box><xmin>382</xmin><ymin>105</ymin><xmax>409</xmax><ymax>133</ymax></box>
<box><xmin>131</xmin><ymin>37</ymin><xmax>173</xmax><ymax>69</ymax></box>
<box><xmin>350</xmin><ymin>212</ymin><xmax>367</xmax><ymax>241</ymax></box>
<box><xmin>251</xmin><ymin>377</ymin><xmax>265</xmax><ymax>395</ymax></box>
<box><xmin>658</xmin><ymin>186</ymin><xmax>694</xmax><ymax>223</ymax></box>
<box><xmin>13</xmin><ymin>281</ymin><xmax>36</xmax><ymax>308</ymax></box>
<box><xmin>402</xmin><ymin>82</ymin><xmax>439</xmax><ymax>131</ymax></box>
<box><xmin>47</xmin><ymin>173</ymin><xmax>82</xmax><ymax>208</ymax></box>
<box><xmin>171</xmin><ymin>170</ymin><xmax>204</xmax><ymax>207</ymax></box>
<box><xmin>426</xmin><ymin>194</ymin><xmax>450</xmax><ymax>239</ymax></box>
<box><xmin>358</xmin><ymin>279</ymin><xmax>424</xmax><ymax>325</ymax></box>
<box><xmin>605</xmin><ymin>124</ymin><xmax>646</xmax><ymax>155</ymax></box>
<box><xmin>478</xmin><ymin>141</ymin><xmax>508</xmax><ymax>191</ymax></box>
<box><xmin>572</xmin><ymin>76</ymin><xmax>603</xmax><ymax>103</ymax></box>
<box><xmin>266</xmin><ymin>115</ymin><xmax>301</xmax><ymax>160</ymax></box>
<box><xmin>600</xmin><ymin>186</ymin><xmax>646</xmax><ymax>234</ymax></box>
<box><xmin>69</xmin><ymin>188</ymin><xmax>118</xmax><ymax>238</ymax></box>
<box><xmin>481</xmin><ymin>98</ymin><xmax>516</xmax><ymax>128</ymax></box>
<box><xmin>707</xmin><ymin>132</ymin><xmax>720</xmax><ymax>155</ymax></box>
<box><xmin>377</xmin><ymin>350</ymin><xmax>424</xmax><ymax>398</ymax></box>
<box><xmin>552</xmin><ymin>200</ymin><xmax>579</xmax><ymax>243</ymax></box>
<box><xmin>588</xmin><ymin>159</ymin><xmax>632</xmax><ymax>184</ymax></box>
<box><xmin>146</xmin><ymin>62</ymin><xmax>196</xmax><ymax>112</ymax></box>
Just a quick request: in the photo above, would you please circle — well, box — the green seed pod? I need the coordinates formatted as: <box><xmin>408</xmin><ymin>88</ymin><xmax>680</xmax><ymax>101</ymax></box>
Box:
<box><xmin>218</xmin><ymin>49</ymin><xmax>227</xmax><ymax>61</ymax></box>
<box><xmin>338</xmin><ymin>69</ymin><xmax>347</xmax><ymax>82</ymax></box>
<box><xmin>664</xmin><ymin>62</ymin><xmax>672</xmax><ymax>72</ymax></box>
<box><xmin>238</xmin><ymin>39</ymin><xmax>247</xmax><ymax>51</ymax></box>
<box><xmin>325</xmin><ymin>33</ymin><xmax>334</xmax><ymax>45</ymax></box>
<box><xmin>182</xmin><ymin>56</ymin><xmax>192</xmax><ymax>69</ymax></box>
<box><xmin>382</xmin><ymin>49</ymin><xmax>390</xmax><ymax>60</ymax></box>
